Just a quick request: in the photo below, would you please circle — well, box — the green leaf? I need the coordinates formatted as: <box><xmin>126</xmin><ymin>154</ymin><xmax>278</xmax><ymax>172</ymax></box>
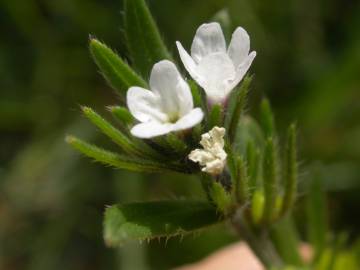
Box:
<box><xmin>233</xmin><ymin>116</ymin><xmax>265</xmax><ymax>156</ymax></box>
<box><xmin>104</xmin><ymin>200</ymin><xmax>222</xmax><ymax>246</ymax></box>
<box><xmin>282</xmin><ymin>123</ymin><xmax>298</xmax><ymax>215</ymax></box>
<box><xmin>307</xmin><ymin>166</ymin><xmax>328</xmax><ymax>260</ymax></box>
<box><xmin>107</xmin><ymin>105</ymin><xmax>134</xmax><ymax>126</ymax></box>
<box><xmin>89</xmin><ymin>38</ymin><xmax>146</xmax><ymax>96</ymax></box>
<box><xmin>246</xmin><ymin>140</ymin><xmax>260</xmax><ymax>192</ymax></box>
<box><xmin>228</xmin><ymin>148</ymin><xmax>249</xmax><ymax>204</ymax></box>
<box><xmin>260</xmin><ymin>98</ymin><xmax>276</xmax><ymax>138</ymax></box>
<box><xmin>270</xmin><ymin>216</ymin><xmax>303</xmax><ymax>266</ymax></box>
<box><xmin>82</xmin><ymin>106</ymin><xmax>143</xmax><ymax>156</ymax></box>
<box><xmin>233</xmin><ymin>156</ymin><xmax>249</xmax><ymax>204</ymax></box>
<box><xmin>66</xmin><ymin>135</ymin><xmax>186</xmax><ymax>173</ymax></box>
<box><xmin>227</xmin><ymin>75</ymin><xmax>252</xmax><ymax>143</ymax></box>
<box><xmin>209</xmin><ymin>181</ymin><xmax>232</xmax><ymax>214</ymax></box>
<box><xmin>262</xmin><ymin>137</ymin><xmax>278</xmax><ymax>223</ymax></box>
<box><xmin>124</xmin><ymin>0</ymin><xmax>172</xmax><ymax>77</ymax></box>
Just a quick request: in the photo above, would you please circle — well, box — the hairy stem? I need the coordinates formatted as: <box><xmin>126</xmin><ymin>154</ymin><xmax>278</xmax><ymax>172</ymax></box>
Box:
<box><xmin>231</xmin><ymin>209</ymin><xmax>283</xmax><ymax>269</ymax></box>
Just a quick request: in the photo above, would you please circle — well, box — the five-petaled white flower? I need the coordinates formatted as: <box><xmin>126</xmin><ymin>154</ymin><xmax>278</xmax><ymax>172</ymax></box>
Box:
<box><xmin>176</xmin><ymin>22</ymin><xmax>256</xmax><ymax>103</ymax></box>
<box><xmin>127</xmin><ymin>60</ymin><xmax>204</xmax><ymax>139</ymax></box>
<box><xmin>188</xmin><ymin>126</ymin><xmax>227</xmax><ymax>175</ymax></box>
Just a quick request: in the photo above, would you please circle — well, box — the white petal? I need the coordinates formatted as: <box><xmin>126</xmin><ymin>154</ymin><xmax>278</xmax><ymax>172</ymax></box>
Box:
<box><xmin>195</xmin><ymin>52</ymin><xmax>236</xmax><ymax>102</ymax></box>
<box><xmin>227</xmin><ymin>51</ymin><xmax>256</xmax><ymax>92</ymax></box>
<box><xmin>176</xmin><ymin>41</ymin><xmax>206</xmax><ymax>88</ymax></box>
<box><xmin>130</xmin><ymin>122</ymin><xmax>173</xmax><ymax>139</ymax></box>
<box><xmin>149</xmin><ymin>60</ymin><xmax>193</xmax><ymax>117</ymax></box>
<box><xmin>173</xmin><ymin>108</ymin><xmax>204</xmax><ymax>131</ymax></box>
<box><xmin>227</xmin><ymin>27</ymin><xmax>250</xmax><ymax>68</ymax></box>
<box><xmin>127</xmin><ymin>86</ymin><xmax>167</xmax><ymax>123</ymax></box>
<box><xmin>191</xmin><ymin>22</ymin><xmax>226</xmax><ymax>63</ymax></box>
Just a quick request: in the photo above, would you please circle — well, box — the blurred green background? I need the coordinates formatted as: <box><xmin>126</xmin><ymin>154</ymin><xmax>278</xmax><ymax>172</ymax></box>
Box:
<box><xmin>0</xmin><ymin>0</ymin><xmax>359</xmax><ymax>269</ymax></box>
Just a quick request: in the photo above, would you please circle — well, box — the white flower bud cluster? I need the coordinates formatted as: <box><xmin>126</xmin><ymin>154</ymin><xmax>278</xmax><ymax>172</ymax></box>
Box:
<box><xmin>188</xmin><ymin>127</ymin><xmax>227</xmax><ymax>175</ymax></box>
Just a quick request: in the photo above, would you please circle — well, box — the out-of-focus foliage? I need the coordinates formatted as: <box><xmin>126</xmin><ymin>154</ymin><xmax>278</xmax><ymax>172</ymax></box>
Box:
<box><xmin>0</xmin><ymin>0</ymin><xmax>359</xmax><ymax>269</ymax></box>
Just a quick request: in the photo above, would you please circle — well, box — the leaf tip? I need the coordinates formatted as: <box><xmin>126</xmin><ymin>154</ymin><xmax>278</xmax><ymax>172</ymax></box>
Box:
<box><xmin>65</xmin><ymin>135</ymin><xmax>76</xmax><ymax>144</ymax></box>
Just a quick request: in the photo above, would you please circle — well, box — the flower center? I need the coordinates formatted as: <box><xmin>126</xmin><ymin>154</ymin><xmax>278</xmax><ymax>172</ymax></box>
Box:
<box><xmin>167</xmin><ymin>113</ymin><xmax>180</xmax><ymax>123</ymax></box>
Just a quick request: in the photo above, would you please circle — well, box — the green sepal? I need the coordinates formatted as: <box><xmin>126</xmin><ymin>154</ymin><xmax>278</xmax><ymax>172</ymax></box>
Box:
<box><xmin>227</xmin><ymin>75</ymin><xmax>252</xmax><ymax>143</ymax></box>
<box><xmin>282</xmin><ymin>123</ymin><xmax>298</xmax><ymax>215</ymax></box>
<box><xmin>233</xmin><ymin>116</ymin><xmax>265</xmax><ymax>157</ymax></box>
<box><xmin>165</xmin><ymin>133</ymin><xmax>188</xmax><ymax>156</ymax></box>
<box><xmin>124</xmin><ymin>0</ymin><xmax>172</xmax><ymax>77</ymax></box>
<box><xmin>262</xmin><ymin>137</ymin><xmax>278</xmax><ymax>224</ymax></box>
<box><xmin>209</xmin><ymin>181</ymin><xmax>232</xmax><ymax>215</ymax></box>
<box><xmin>104</xmin><ymin>200</ymin><xmax>223</xmax><ymax>246</ymax></box>
<box><xmin>89</xmin><ymin>38</ymin><xmax>146</xmax><ymax>96</ymax></box>
<box><xmin>66</xmin><ymin>135</ymin><xmax>186</xmax><ymax>173</ymax></box>
<box><xmin>233</xmin><ymin>156</ymin><xmax>249</xmax><ymax>204</ymax></box>
<box><xmin>246</xmin><ymin>140</ymin><xmax>260</xmax><ymax>192</ymax></box>
<box><xmin>260</xmin><ymin>98</ymin><xmax>276</xmax><ymax>138</ymax></box>
<box><xmin>208</xmin><ymin>103</ymin><xmax>223</xmax><ymax>129</ymax></box>
<box><xmin>251</xmin><ymin>189</ymin><xmax>265</xmax><ymax>225</ymax></box>
<box><xmin>107</xmin><ymin>105</ymin><xmax>134</xmax><ymax>126</ymax></box>
<box><xmin>189</xmin><ymin>80</ymin><xmax>204</xmax><ymax>109</ymax></box>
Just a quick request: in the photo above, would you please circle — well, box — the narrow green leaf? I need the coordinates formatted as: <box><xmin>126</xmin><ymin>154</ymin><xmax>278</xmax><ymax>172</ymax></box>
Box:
<box><xmin>270</xmin><ymin>216</ymin><xmax>303</xmax><ymax>266</ymax></box>
<box><xmin>209</xmin><ymin>182</ymin><xmax>232</xmax><ymax>214</ymax></box>
<box><xmin>124</xmin><ymin>0</ymin><xmax>172</xmax><ymax>77</ymax></box>
<box><xmin>233</xmin><ymin>156</ymin><xmax>249</xmax><ymax>204</ymax></box>
<box><xmin>227</xmin><ymin>76</ymin><xmax>252</xmax><ymax>144</ymax></box>
<box><xmin>307</xmin><ymin>167</ymin><xmax>328</xmax><ymax>260</ymax></box>
<box><xmin>89</xmin><ymin>38</ymin><xmax>146</xmax><ymax>96</ymax></box>
<box><xmin>107</xmin><ymin>105</ymin><xmax>134</xmax><ymax>126</ymax></box>
<box><xmin>66</xmin><ymin>135</ymin><xmax>186</xmax><ymax>173</ymax></box>
<box><xmin>233</xmin><ymin>116</ymin><xmax>265</xmax><ymax>156</ymax></box>
<box><xmin>260</xmin><ymin>98</ymin><xmax>276</xmax><ymax>138</ymax></box>
<box><xmin>246</xmin><ymin>140</ymin><xmax>260</xmax><ymax>192</ymax></box>
<box><xmin>82</xmin><ymin>106</ymin><xmax>142</xmax><ymax>156</ymax></box>
<box><xmin>262</xmin><ymin>137</ymin><xmax>278</xmax><ymax>223</ymax></box>
<box><xmin>104</xmin><ymin>200</ymin><xmax>222</xmax><ymax>246</ymax></box>
<box><xmin>282</xmin><ymin>123</ymin><xmax>298</xmax><ymax>215</ymax></box>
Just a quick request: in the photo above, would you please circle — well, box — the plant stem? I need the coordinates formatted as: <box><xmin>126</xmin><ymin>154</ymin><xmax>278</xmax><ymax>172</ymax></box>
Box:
<box><xmin>231</xmin><ymin>209</ymin><xmax>283</xmax><ymax>269</ymax></box>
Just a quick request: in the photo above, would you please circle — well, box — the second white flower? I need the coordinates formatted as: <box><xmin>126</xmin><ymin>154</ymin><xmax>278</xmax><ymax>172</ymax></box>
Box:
<box><xmin>176</xmin><ymin>22</ymin><xmax>256</xmax><ymax>103</ymax></box>
<box><xmin>127</xmin><ymin>60</ymin><xmax>204</xmax><ymax>139</ymax></box>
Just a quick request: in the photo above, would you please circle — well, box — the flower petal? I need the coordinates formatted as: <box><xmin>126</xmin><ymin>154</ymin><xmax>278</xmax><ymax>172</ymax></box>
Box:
<box><xmin>191</xmin><ymin>23</ymin><xmax>226</xmax><ymax>63</ymax></box>
<box><xmin>227</xmin><ymin>27</ymin><xmax>251</xmax><ymax>68</ymax></box>
<box><xmin>149</xmin><ymin>60</ymin><xmax>193</xmax><ymax>117</ymax></box>
<box><xmin>176</xmin><ymin>41</ymin><xmax>206</xmax><ymax>88</ymax></box>
<box><xmin>196</xmin><ymin>52</ymin><xmax>235</xmax><ymax>102</ymax></box>
<box><xmin>173</xmin><ymin>108</ymin><xmax>204</xmax><ymax>131</ymax></box>
<box><xmin>227</xmin><ymin>51</ymin><xmax>256</xmax><ymax>93</ymax></box>
<box><xmin>127</xmin><ymin>86</ymin><xmax>167</xmax><ymax>123</ymax></box>
<box><xmin>130</xmin><ymin>122</ymin><xmax>173</xmax><ymax>139</ymax></box>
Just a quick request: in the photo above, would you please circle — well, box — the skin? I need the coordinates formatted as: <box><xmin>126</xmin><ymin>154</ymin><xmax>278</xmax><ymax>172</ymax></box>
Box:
<box><xmin>175</xmin><ymin>242</ymin><xmax>312</xmax><ymax>270</ymax></box>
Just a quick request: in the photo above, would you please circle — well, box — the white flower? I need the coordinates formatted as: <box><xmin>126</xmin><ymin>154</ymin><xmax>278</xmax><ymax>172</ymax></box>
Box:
<box><xmin>188</xmin><ymin>126</ymin><xmax>227</xmax><ymax>175</ymax></box>
<box><xmin>176</xmin><ymin>22</ymin><xmax>256</xmax><ymax>103</ymax></box>
<box><xmin>127</xmin><ymin>60</ymin><xmax>204</xmax><ymax>139</ymax></box>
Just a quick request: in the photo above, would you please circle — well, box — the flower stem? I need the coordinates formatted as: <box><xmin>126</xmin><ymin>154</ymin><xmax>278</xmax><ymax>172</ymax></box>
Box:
<box><xmin>230</xmin><ymin>209</ymin><xmax>283</xmax><ymax>269</ymax></box>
